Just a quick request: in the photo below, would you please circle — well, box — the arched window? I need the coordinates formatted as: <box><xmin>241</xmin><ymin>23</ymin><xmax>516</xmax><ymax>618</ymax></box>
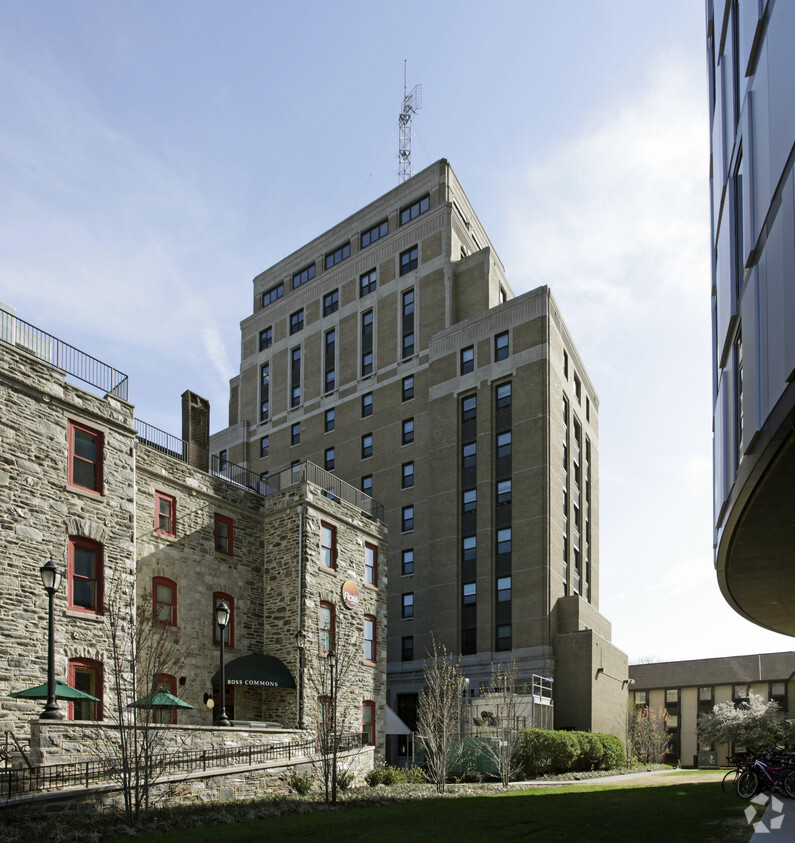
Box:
<box><xmin>68</xmin><ymin>537</ymin><xmax>103</xmax><ymax>615</ymax></box>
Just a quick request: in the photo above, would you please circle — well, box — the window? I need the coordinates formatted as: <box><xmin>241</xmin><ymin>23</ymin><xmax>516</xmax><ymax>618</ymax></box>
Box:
<box><xmin>402</xmin><ymin>462</ymin><xmax>414</xmax><ymax>489</ymax></box>
<box><xmin>402</xmin><ymin>548</ymin><xmax>414</xmax><ymax>576</ymax></box>
<box><xmin>462</xmin><ymin>488</ymin><xmax>476</xmax><ymax>514</ymax></box>
<box><xmin>260</xmin><ymin>363</ymin><xmax>269</xmax><ymax>422</ymax></box>
<box><xmin>463</xmin><ymin>582</ymin><xmax>477</xmax><ymax>606</ymax></box>
<box><xmin>462</xmin><ymin>395</ymin><xmax>477</xmax><ymax>422</ymax></box>
<box><xmin>290</xmin><ymin>309</ymin><xmax>304</xmax><ymax>335</ymax></box>
<box><xmin>363</xmin><ymin>615</ymin><xmax>376</xmax><ymax>662</ymax></box>
<box><xmin>361</xmin><ymin>218</ymin><xmax>388</xmax><ymax>248</ymax></box>
<box><xmin>634</xmin><ymin>690</ymin><xmax>648</xmax><ymax>706</ymax></box>
<box><xmin>497</xmin><ymin>431</ymin><xmax>512</xmax><ymax>459</ymax></box>
<box><xmin>215</xmin><ymin>514</ymin><xmax>234</xmax><ymax>556</ymax></box>
<box><xmin>360</xmin><ymin>269</ymin><xmax>377</xmax><ymax>297</ymax></box>
<box><xmin>402</xmin><ymin>505</ymin><xmax>414</xmax><ymax>532</ymax></box>
<box><xmin>402</xmin><ymin>592</ymin><xmax>414</xmax><ymax>618</ymax></box>
<box><xmin>262</xmin><ymin>281</ymin><xmax>284</xmax><ymax>307</ymax></box>
<box><xmin>494</xmin><ymin>331</ymin><xmax>509</xmax><ymax>361</ymax></box>
<box><xmin>324</xmin><ymin>447</ymin><xmax>335</xmax><ymax>471</ymax></box>
<box><xmin>153</xmin><ymin>576</ymin><xmax>177</xmax><ymax>626</ymax></box>
<box><xmin>259</xmin><ymin>326</ymin><xmax>272</xmax><ymax>351</ymax></box>
<box><xmin>361</xmin><ymin>310</ymin><xmax>374</xmax><ymax>376</ymax></box>
<box><xmin>400</xmin><ymin>245</ymin><xmax>418</xmax><ymax>276</ymax></box>
<box><xmin>497</xmin><ymin>528</ymin><xmax>512</xmax><ymax>555</ymax></box>
<box><xmin>402</xmin><ymin>418</ymin><xmax>414</xmax><ymax>445</ymax></box>
<box><xmin>213</xmin><ymin>593</ymin><xmax>234</xmax><ymax>646</ymax></box>
<box><xmin>497</xmin><ymin>576</ymin><xmax>512</xmax><ymax>603</ymax></box>
<box><xmin>365</xmin><ymin>543</ymin><xmax>378</xmax><ymax>586</ymax></box>
<box><xmin>319</xmin><ymin>601</ymin><xmax>335</xmax><ymax>653</ymax></box>
<box><xmin>68</xmin><ymin>537</ymin><xmax>103</xmax><ymax>614</ymax></box>
<box><xmin>402</xmin><ymin>375</ymin><xmax>414</xmax><ymax>401</ymax></box>
<box><xmin>152</xmin><ymin>674</ymin><xmax>178</xmax><ymax>724</ymax></box>
<box><xmin>291</xmin><ymin>422</ymin><xmax>300</xmax><ymax>446</ymax></box>
<box><xmin>497</xmin><ymin>479</ymin><xmax>512</xmax><ymax>506</ymax></box>
<box><xmin>402</xmin><ymin>288</ymin><xmax>415</xmax><ymax>358</ymax></box>
<box><xmin>462</xmin><ymin>441</ymin><xmax>477</xmax><ymax>469</ymax></box>
<box><xmin>68</xmin><ymin>658</ymin><xmax>102</xmax><ymax>721</ymax></box>
<box><xmin>291</xmin><ymin>346</ymin><xmax>302</xmax><ymax>407</ymax></box>
<box><xmin>361</xmin><ymin>474</ymin><xmax>373</xmax><ymax>497</ymax></box>
<box><xmin>462</xmin><ymin>535</ymin><xmax>477</xmax><ymax>563</ymax></box>
<box><xmin>460</xmin><ymin>346</ymin><xmax>474</xmax><ymax>374</ymax></box>
<box><xmin>154</xmin><ymin>491</ymin><xmax>176</xmax><ymax>537</ymax></box>
<box><xmin>496</xmin><ymin>382</ymin><xmax>512</xmax><ymax>409</ymax></box>
<box><xmin>361</xmin><ymin>392</ymin><xmax>373</xmax><ymax>417</ymax></box>
<box><xmin>292</xmin><ymin>263</ymin><xmax>315</xmax><ymax>289</ymax></box>
<box><xmin>362</xmin><ymin>700</ymin><xmax>376</xmax><ymax>745</ymax></box>
<box><xmin>400</xmin><ymin>193</ymin><xmax>430</xmax><ymax>225</ymax></box>
<box><xmin>563</xmin><ymin>350</ymin><xmax>569</xmax><ymax>379</ymax></box>
<box><xmin>324</xmin><ymin>242</ymin><xmax>350</xmax><ymax>269</ymax></box>
<box><xmin>320</xmin><ymin>522</ymin><xmax>337</xmax><ymax>569</ymax></box>
<box><xmin>574</xmin><ymin>373</ymin><xmax>582</xmax><ymax>402</ymax></box>
<box><xmin>496</xmin><ymin>623</ymin><xmax>511</xmax><ymax>651</ymax></box>
<box><xmin>324</xmin><ymin>330</ymin><xmax>335</xmax><ymax>394</ymax></box>
<box><xmin>260</xmin><ymin>435</ymin><xmax>269</xmax><ymax>458</ymax></box>
<box><xmin>325</xmin><ymin>408</ymin><xmax>335</xmax><ymax>432</ymax></box>
<box><xmin>323</xmin><ymin>289</ymin><xmax>339</xmax><ymax>316</ymax></box>
<box><xmin>402</xmin><ymin>635</ymin><xmax>414</xmax><ymax>661</ymax></box>
<box><xmin>361</xmin><ymin>433</ymin><xmax>373</xmax><ymax>459</ymax></box>
<box><xmin>68</xmin><ymin>420</ymin><xmax>103</xmax><ymax>493</ymax></box>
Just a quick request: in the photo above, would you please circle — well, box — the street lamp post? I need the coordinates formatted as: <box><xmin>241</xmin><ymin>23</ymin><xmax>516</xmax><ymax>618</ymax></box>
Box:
<box><xmin>295</xmin><ymin>628</ymin><xmax>306</xmax><ymax>729</ymax></box>
<box><xmin>215</xmin><ymin>600</ymin><xmax>231</xmax><ymax>727</ymax></box>
<box><xmin>39</xmin><ymin>557</ymin><xmax>63</xmax><ymax>720</ymax></box>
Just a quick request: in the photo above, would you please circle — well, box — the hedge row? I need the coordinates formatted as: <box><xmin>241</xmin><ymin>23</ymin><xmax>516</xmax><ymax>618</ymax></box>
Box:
<box><xmin>516</xmin><ymin>729</ymin><xmax>625</xmax><ymax>777</ymax></box>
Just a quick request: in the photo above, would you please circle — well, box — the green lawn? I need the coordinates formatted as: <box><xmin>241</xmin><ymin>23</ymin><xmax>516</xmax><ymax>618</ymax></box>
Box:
<box><xmin>128</xmin><ymin>774</ymin><xmax>758</xmax><ymax>843</ymax></box>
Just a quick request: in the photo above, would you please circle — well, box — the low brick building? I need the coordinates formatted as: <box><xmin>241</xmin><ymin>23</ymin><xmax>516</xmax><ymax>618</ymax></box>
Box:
<box><xmin>0</xmin><ymin>304</ymin><xmax>387</xmax><ymax>760</ymax></box>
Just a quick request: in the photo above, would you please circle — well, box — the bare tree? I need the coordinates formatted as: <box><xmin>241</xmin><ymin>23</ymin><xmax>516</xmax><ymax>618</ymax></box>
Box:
<box><xmin>626</xmin><ymin>703</ymin><xmax>669</xmax><ymax>765</ymax></box>
<box><xmin>479</xmin><ymin>658</ymin><xmax>526</xmax><ymax>786</ymax></box>
<box><xmin>417</xmin><ymin>639</ymin><xmax>465</xmax><ymax>793</ymax></box>
<box><xmin>99</xmin><ymin>579</ymin><xmax>187</xmax><ymax>827</ymax></box>
<box><xmin>307</xmin><ymin>636</ymin><xmax>359</xmax><ymax>804</ymax></box>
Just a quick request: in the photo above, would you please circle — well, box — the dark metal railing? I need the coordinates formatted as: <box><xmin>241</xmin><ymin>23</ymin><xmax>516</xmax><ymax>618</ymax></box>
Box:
<box><xmin>0</xmin><ymin>732</ymin><xmax>363</xmax><ymax>799</ymax></box>
<box><xmin>135</xmin><ymin>419</ymin><xmax>188</xmax><ymax>462</ymax></box>
<box><xmin>264</xmin><ymin>462</ymin><xmax>384</xmax><ymax>521</ymax></box>
<box><xmin>211</xmin><ymin>453</ymin><xmax>266</xmax><ymax>494</ymax></box>
<box><xmin>0</xmin><ymin>307</ymin><xmax>128</xmax><ymax>400</ymax></box>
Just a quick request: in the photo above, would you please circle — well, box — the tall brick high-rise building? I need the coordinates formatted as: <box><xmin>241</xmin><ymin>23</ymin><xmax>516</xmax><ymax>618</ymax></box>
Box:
<box><xmin>212</xmin><ymin>160</ymin><xmax>627</xmax><ymax>742</ymax></box>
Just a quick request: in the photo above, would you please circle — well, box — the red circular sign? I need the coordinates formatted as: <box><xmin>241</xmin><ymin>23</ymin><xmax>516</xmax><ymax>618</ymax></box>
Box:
<box><xmin>342</xmin><ymin>580</ymin><xmax>360</xmax><ymax>610</ymax></box>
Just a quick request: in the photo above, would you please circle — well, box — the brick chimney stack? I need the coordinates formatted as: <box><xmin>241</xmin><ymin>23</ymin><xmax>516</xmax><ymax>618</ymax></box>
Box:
<box><xmin>182</xmin><ymin>390</ymin><xmax>210</xmax><ymax>471</ymax></box>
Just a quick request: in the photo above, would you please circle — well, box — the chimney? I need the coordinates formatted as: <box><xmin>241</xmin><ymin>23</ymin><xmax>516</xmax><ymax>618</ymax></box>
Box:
<box><xmin>182</xmin><ymin>391</ymin><xmax>210</xmax><ymax>471</ymax></box>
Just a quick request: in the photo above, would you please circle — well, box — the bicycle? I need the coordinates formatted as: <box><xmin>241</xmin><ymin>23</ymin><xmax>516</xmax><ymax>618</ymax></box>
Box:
<box><xmin>736</xmin><ymin>749</ymin><xmax>795</xmax><ymax>799</ymax></box>
<box><xmin>722</xmin><ymin>752</ymin><xmax>751</xmax><ymax>794</ymax></box>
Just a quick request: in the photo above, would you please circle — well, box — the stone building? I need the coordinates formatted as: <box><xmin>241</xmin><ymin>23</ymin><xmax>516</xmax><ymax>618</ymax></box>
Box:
<box><xmin>629</xmin><ymin>651</ymin><xmax>795</xmax><ymax>767</ymax></box>
<box><xmin>210</xmin><ymin>159</ymin><xmax>628</xmax><ymax>743</ymax></box>
<box><xmin>0</xmin><ymin>304</ymin><xmax>387</xmax><ymax>758</ymax></box>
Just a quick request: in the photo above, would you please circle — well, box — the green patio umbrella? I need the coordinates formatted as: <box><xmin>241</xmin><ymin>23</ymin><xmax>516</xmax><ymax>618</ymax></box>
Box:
<box><xmin>9</xmin><ymin>679</ymin><xmax>100</xmax><ymax>702</ymax></box>
<box><xmin>128</xmin><ymin>689</ymin><xmax>194</xmax><ymax>710</ymax></box>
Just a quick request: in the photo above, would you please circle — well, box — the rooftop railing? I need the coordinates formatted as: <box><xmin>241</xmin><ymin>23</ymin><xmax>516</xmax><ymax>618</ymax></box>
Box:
<box><xmin>0</xmin><ymin>307</ymin><xmax>128</xmax><ymax>400</ymax></box>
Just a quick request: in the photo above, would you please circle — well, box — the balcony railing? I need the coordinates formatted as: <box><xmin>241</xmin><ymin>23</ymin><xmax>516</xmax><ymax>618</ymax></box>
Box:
<box><xmin>0</xmin><ymin>307</ymin><xmax>128</xmax><ymax>400</ymax></box>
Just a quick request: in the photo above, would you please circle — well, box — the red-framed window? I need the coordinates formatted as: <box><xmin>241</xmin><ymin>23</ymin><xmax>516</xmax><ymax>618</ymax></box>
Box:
<box><xmin>214</xmin><ymin>514</ymin><xmax>234</xmax><ymax>556</ymax></box>
<box><xmin>362</xmin><ymin>700</ymin><xmax>376</xmax><ymax>746</ymax></box>
<box><xmin>363</xmin><ymin>615</ymin><xmax>376</xmax><ymax>663</ymax></box>
<box><xmin>365</xmin><ymin>543</ymin><xmax>378</xmax><ymax>587</ymax></box>
<box><xmin>68</xmin><ymin>536</ymin><xmax>103</xmax><ymax>614</ymax></box>
<box><xmin>154</xmin><ymin>491</ymin><xmax>176</xmax><ymax>537</ymax></box>
<box><xmin>68</xmin><ymin>658</ymin><xmax>103</xmax><ymax>721</ymax></box>
<box><xmin>67</xmin><ymin>420</ymin><xmax>103</xmax><ymax>493</ymax></box>
<box><xmin>320</xmin><ymin>522</ymin><xmax>337</xmax><ymax>569</ymax></box>
<box><xmin>319</xmin><ymin>601</ymin><xmax>335</xmax><ymax>654</ymax></box>
<box><xmin>212</xmin><ymin>592</ymin><xmax>235</xmax><ymax>647</ymax></box>
<box><xmin>211</xmin><ymin>684</ymin><xmax>235</xmax><ymax>722</ymax></box>
<box><xmin>153</xmin><ymin>576</ymin><xmax>177</xmax><ymax>626</ymax></box>
<box><xmin>152</xmin><ymin>674</ymin><xmax>177</xmax><ymax>724</ymax></box>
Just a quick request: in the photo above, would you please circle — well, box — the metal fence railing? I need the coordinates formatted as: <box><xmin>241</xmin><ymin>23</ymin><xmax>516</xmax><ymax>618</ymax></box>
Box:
<box><xmin>0</xmin><ymin>307</ymin><xmax>128</xmax><ymax>400</ymax></box>
<box><xmin>0</xmin><ymin>732</ymin><xmax>363</xmax><ymax>799</ymax></box>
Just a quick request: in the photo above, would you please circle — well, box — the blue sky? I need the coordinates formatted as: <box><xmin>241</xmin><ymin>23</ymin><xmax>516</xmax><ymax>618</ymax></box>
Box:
<box><xmin>2</xmin><ymin>0</ymin><xmax>793</xmax><ymax>662</ymax></box>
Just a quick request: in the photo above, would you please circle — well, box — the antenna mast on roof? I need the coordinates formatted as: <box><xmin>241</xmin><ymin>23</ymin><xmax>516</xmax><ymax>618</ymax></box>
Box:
<box><xmin>398</xmin><ymin>61</ymin><xmax>422</xmax><ymax>183</ymax></box>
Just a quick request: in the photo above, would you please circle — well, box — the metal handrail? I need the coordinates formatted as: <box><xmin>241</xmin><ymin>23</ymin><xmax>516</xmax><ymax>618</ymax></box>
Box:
<box><xmin>0</xmin><ymin>307</ymin><xmax>128</xmax><ymax>400</ymax></box>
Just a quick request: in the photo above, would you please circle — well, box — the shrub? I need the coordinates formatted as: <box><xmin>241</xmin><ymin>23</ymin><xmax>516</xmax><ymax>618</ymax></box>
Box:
<box><xmin>365</xmin><ymin>764</ymin><xmax>407</xmax><ymax>787</ymax></box>
<box><xmin>287</xmin><ymin>771</ymin><xmax>313</xmax><ymax>796</ymax></box>
<box><xmin>517</xmin><ymin>729</ymin><xmax>625</xmax><ymax>777</ymax></box>
<box><xmin>336</xmin><ymin>770</ymin><xmax>354</xmax><ymax>791</ymax></box>
<box><xmin>403</xmin><ymin>765</ymin><xmax>429</xmax><ymax>784</ymax></box>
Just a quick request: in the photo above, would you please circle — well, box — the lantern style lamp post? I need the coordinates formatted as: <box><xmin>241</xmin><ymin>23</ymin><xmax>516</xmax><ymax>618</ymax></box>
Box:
<box><xmin>215</xmin><ymin>600</ymin><xmax>231</xmax><ymax>727</ymax></box>
<box><xmin>295</xmin><ymin>628</ymin><xmax>306</xmax><ymax>729</ymax></box>
<box><xmin>39</xmin><ymin>557</ymin><xmax>63</xmax><ymax>720</ymax></box>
